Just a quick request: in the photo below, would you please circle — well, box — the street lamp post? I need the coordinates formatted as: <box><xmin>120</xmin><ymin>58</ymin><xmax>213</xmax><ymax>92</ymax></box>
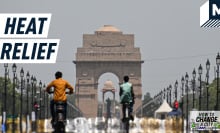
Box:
<box><xmin>181</xmin><ymin>76</ymin><xmax>184</xmax><ymax>132</ymax></box>
<box><xmin>12</xmin><ymin>63</ymin><xmax>17</xmax><ymax>132</ymax></box>
<box><xmin>206</xmin><ymin>59</ymin><xmax>210</xmax><ymax>110</ymax></box>
<box><xmin>2</xmin><ymin>63</ymin><xmax>8</xmax><ymax>131</ymax></box>
<box><xmin>46</xmin><ymin>91</ymin><xmax>49</xmax><ymax>118</ymax></box>
<box><xmin>4</xmin><ymin>63</ymin><xmax>8</xmax><ymax>111</ymax></box>
<box><xmin>33</xmin><ymin>77</ymin><xmax>37</xmax><ymax>132</ymax></box>
<box><xmin>185</xmin><ymin>72</ymin><xmax>189</xmax><ymax>132</ymax></box>
<box><xmin>169</xmin><ymin>85</ymin><xmax>172</xmax><ymax>106</ymax></box>
<box><xmin>30</xmin><ymin>76</ymin><xmax>35</xmax><ymax>131</ymax></box>
<box><xmin>160</xmin><ymin>90</ymin><xmax>163</xmax><ymax>104</ymax></box>
<box><xmin>167</xmin><ymin>87</ymin><xmax>169</xmax><ymax>104</ymax></box>
<box><xmin>20</xmin><ymin>68</ymin><xmax>24</xmax><ymax>133</ymax></box>
<box><xmin>174</xmin><ymin>80</ymin><xmax>178</xmax><ymax>100</ymax></box>
<box><xmin>192</xmin><ymin>68</ymin><xmax>196</xmax><ymax>109</ymax></box>
<box><xmin>33</xmin><ymin>77</ymin><xmax>37</xmax><ymax>106</ymax></box>
<box><xmin>39</xmin><ymin>81</ymin><xmax>42</xmax><ymax>119</ymax></box>
<box><xmin>163</xmin><ymin>88</ymin><xmax>166</xmax><ymax>100</ymax></box>
<box><xmin>26</xmin><ymin>71</ymin><xmax>30</xmax><ymax>132</ymax></box>
<box><xmin>216</xmin><ymin>53</ymin><xmax>220</xmax><ymax>110</ymax></box>
<box><xmin>43</xmin><ymin>84</ymin><xmax>46</xmax><ymax>119</ymax></box>
<box><xmin>31</xmin><ymin>76</ymin><xmax>34</xmax><ymax>111</ymax></box>
<box><xmin>198</xmin><ymin>64</ymin><xmax>203</xmax><ymax>110</ymax></box>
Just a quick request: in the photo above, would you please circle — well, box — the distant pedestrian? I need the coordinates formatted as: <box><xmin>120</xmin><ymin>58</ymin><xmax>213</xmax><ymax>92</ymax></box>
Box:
<box><xmin>173</xmin><ymin>100</ymin><xmax>179</xmax><ymax>110</ymax></box>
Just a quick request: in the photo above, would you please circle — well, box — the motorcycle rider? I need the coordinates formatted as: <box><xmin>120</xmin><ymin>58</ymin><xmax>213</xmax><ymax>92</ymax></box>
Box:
<box><xmin>119</xmin><ymin>75</ymin><xmax>135</xmax><ymax>121</ymax></box>
<box><xmin>45</xmin><ymin>71</ymin><xmax>74</xmax><ymax>124</ymax></box>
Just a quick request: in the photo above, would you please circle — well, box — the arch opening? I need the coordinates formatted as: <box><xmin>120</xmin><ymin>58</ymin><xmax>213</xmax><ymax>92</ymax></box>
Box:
<box><xmin>98</xmin><ymin>72</ymin><xmax>119</xmax><ymax>102</ymax></box>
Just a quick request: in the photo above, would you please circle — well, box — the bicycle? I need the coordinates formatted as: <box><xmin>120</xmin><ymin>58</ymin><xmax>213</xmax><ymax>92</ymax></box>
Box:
<box><xmin>122</xmin><ymin>102</ymin><xmax>131</xmax><ymax>133</ymax></box>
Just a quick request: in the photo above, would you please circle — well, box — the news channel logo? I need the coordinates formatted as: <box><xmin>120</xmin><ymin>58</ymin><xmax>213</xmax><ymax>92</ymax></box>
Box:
<box><xmin>200</xmin><ymin>0</ymin><xmax>220</xmax><ymax>27</ymax></box>
<box><xmin>190</xmin><ymin>111</ymin><xmax>220</xmax><ymax>131</ymax></box>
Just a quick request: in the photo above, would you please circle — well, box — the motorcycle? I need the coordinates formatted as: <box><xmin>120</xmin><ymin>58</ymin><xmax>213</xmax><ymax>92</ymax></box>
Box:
<box><xmin>53</xmin><ymin>101</ymin><xmax>66</xmax><ymax>133</ymax></box>
<box><xmin>48</xmin><ymin>91</ymin><xmax>69</xmax><ymax>133</ymax></box>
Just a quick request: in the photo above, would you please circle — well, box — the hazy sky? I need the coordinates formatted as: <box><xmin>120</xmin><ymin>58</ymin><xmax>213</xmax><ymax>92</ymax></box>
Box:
<box><xmin>0</xmin><ymin>0</ymin><xmax>219</xmax><ymax>101</ymax></box>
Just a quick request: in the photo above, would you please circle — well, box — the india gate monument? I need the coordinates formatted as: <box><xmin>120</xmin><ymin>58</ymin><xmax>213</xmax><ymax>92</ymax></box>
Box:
<box><xmin>73</xmin><ymin>25</ymin><xmax>144</xmax><ymax>118</ymax></box>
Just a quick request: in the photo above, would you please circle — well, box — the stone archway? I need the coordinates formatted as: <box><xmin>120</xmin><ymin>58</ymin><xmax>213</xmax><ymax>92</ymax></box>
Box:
<box><xmin>73</xmin><ymin>25</ymin><xmax>144</xmax><ymax>118</ymax></box>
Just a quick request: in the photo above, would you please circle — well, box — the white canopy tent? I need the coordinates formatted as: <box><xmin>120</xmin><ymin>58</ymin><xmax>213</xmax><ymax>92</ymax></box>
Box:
<box><xmin>154</xmin><ymin>100</ymin><xmax>172</xmax><ymax>119</ymax></box>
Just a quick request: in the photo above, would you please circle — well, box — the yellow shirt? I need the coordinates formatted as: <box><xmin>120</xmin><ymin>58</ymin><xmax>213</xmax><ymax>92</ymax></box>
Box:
<box><xmin>46</xmin><ymin>78</ymin><xmax>74</xmax><ymax>102</ymax></box>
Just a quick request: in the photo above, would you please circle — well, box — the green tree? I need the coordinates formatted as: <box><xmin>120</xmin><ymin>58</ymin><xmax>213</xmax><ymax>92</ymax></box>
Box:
<box><xmin>0</xmin><ymin>77</ymin><xmax>20</xmax><ymax>116</ymax></box>
<box><xmin>201</xmin><ymin>78</ymin><xmax>218</xmax><ymax>110</ymax></box>
<box><xmin>180</xmin><ymin>78</ymin><xmax>219</xmax><ymax>117</ymax></box>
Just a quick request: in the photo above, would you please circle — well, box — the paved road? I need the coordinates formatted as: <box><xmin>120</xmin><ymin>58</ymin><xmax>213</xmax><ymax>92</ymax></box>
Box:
<box><xmin>32</xmin><ymin>118</ymin><xmax>144</xmax><ymax>133</ymax></box>
<box><xmin>3</xmin><ymin>117</ymin><xmax>187</xmax><ymax>132</ymax></box>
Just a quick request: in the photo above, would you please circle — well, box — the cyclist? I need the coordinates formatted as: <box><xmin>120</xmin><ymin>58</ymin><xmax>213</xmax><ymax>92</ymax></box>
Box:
<box><xmin>119</xmin><ymin>75</ymin><xmax>135</xmax><ymax>122</ymax></box>
<box><xmin>45</xmin><ymin>71</ymin><xmax>74</xmax><ymax>124</ymax></box>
